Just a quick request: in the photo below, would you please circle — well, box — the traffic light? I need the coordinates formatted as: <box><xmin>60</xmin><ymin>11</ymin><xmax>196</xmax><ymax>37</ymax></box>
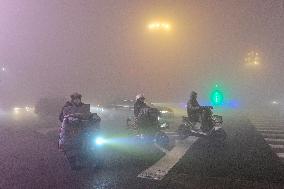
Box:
<box><xmin>210</xmin><ymin>89</ymin><xmax>224</xmax><ymax>105</ymax></box>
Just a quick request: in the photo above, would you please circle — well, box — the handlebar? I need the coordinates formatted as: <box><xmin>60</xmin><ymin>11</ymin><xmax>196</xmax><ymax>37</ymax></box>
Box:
<box><xmin>64</xmin><ymin>113</ymin><xmax>83</xmax><ymax>118</ymax></box>
<box><xmin>63</xmin><ymin>114</ymin><xmax>89</xmax><ymax>122</ymax></box>
<box><xmin>200</xmin><ymin>106</ymin><xmax>213</xmax><ymax>110</ymax></box>
<box><xmin>64</xmin><ymin>113</ymin><xmax>100</xmax><ymax>122</ymax></box>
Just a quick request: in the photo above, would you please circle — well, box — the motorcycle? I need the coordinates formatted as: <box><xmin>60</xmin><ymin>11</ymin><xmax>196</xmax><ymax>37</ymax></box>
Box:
<box><xmin>59</xmin><ymin>113</ymin><xmax>104</xmax><ymax>170</ymax></box>
<box><xmin>177</xmin><ymin>106</ymin><xmax>226</xmax><ymax>142</ymax></box>
<box><xmin>126</xmin><ymin>107</ymin><xmax>170</xmax><ymax>149</ymax></box>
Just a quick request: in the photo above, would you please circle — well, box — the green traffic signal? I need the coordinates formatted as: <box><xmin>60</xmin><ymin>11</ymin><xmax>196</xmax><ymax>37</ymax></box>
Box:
<box><xmin>211</xmin><ymin>90</ymin><xmax>224</xmax><ymax>105</ymax></box>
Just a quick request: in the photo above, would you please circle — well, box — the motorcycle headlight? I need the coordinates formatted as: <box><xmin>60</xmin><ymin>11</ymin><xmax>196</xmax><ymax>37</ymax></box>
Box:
<box><xmin>160</xmin><ymin>123</ymin><xmax>168</xmax><ymax>128</ymax></box>
<box><xmin>95</xmin><ymin>137</ymin><xmax>106</xmax><ymax>145</ymax></box>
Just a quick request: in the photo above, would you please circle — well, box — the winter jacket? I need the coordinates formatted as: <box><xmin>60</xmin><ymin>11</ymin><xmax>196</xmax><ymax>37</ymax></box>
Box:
<box><xmin>187</xmin><ymin>98</ymin><xmax>200</xmax><ymax>122</ymax></box>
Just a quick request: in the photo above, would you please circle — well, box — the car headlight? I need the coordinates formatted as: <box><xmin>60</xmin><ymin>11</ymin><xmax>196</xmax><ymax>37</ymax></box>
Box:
<box><xmin>25</xmin><ymin>106</ymin><xmax>34</xmax><ymax>112</ymax></box>
<box><xmin>160</xmin><ymin>110</ymin><xmax>168</xmax><ymax>114</ymax></box>
<box><xmin>13</xmin><ymin>107</ymin><xmax>21</xmax><ymax>114</ymax></box>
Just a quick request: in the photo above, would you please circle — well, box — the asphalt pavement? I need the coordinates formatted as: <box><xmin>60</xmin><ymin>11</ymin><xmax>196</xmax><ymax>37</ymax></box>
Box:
<box><xmin>0</xmin><ymin>109</ymin><xmax>284</xmax><ymax>189</ymax></box>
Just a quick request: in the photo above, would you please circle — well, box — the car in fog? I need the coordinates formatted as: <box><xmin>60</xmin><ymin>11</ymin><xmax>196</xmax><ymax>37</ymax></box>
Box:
<box><xmin>154</xmin><ymin>106</ymin><xmax>174</xmax><ymax>118</ymax></box>
<box><xmin>108</xmin><ymin>99</ymin><xmax>135</xmax><ymax>110</ymax></box>
<box><xmin>34</xmin><ymin>97</ymin><xmax>67</xmax><ymax>118</ymax></box>
<box><xmin>12</xmin><ymin>106</ymin><xmax>35</xmax><ymax>114</ymax></box>
<box><xmin>90</xmin><ymin>105</ymin><xmax>105</xmax><ymax>113</ymax></box>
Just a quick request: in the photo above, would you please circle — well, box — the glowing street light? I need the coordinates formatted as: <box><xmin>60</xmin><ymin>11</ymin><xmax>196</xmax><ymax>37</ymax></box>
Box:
<box><xmin>272</xmin><ymin>101</ymin><xmax>279</xmax><ymax>105</ymax></box>
<box><xmin>147</xmin><ymin>21</ymin><xmax>172</xmax><ymax>32</ymax></box>
<box><xmin>245</xmin><ymin>51</ymin><xmax>260</xmax><ymax>66</ymax></box>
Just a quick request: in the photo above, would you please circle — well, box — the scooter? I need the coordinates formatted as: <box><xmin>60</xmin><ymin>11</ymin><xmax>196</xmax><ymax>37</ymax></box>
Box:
<box><xmin>177</xmin><ymin>106</ymin><xmax>226</xmax><ymax>143</ymax></box>
<box><xmin>126</xmin><ymin>107</ymin><xmax>170</xmax><ymax>149</ymax></box>
<box><xmin>59</xmin><ymin>114</ymin><xmax>104</xmax><ymax>170</ymax></box>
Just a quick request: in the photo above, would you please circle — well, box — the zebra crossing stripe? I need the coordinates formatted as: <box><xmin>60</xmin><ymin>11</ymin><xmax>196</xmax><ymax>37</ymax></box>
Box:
<box><xmin>269</xmin><ymin>144</ymin><xmax>284</xmax><ymax>149</ymax></box>
<box><xmin>277</xmin><ymin>153</ymin><xmax>284</xmax><ymax>158</ymax></box>
<box><xmin>264</xmin><ymin>138</ymin><xmax>284</xmax><ymax>142</ymax></box>
<box><xmin>138</xmin><ymin>136</ymin><xmax>198</xmax><ymax>180</ymax></box>
<box><xmin>258</xmin><ymin>129</ymin><xmax>284</xmax><ymax>133</ymax></box>
<box><xmin>256</xmin><ymin>127</ymin><xmax>284</xmax><ymax>130</ymax></box>
<box><xmin>261</xmin><ymin>133</ymin><xmax>284</xmax><ymax>138</ymax></box>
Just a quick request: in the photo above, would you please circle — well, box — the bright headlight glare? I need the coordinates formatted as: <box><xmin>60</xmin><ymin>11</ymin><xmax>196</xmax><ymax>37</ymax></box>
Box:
<box><xmin>160</xmin><ymin>123</ymin><xmax>167</xmax><ymax>128</ymax></box>
<box><xmin>13</xmin><ymin>107</ymin><xmax>20</xmax><ymax>113</ymax></box>
<box><xmin>95</xmin><ymin>137</ymin><xmax>106</xmax><ymax>145</ymax></box>
<box><xmin>25</xmin><ymin>106</ymin><xmax>33</xmax><ymax>112</ymax></box>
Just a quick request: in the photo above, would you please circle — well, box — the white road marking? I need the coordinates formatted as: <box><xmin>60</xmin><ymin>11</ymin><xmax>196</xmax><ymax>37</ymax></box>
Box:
<box><xmin>164</xmin><ymin>132</ymin><xmax>181</xmax><ymax>137</ymax></box>
<box><xmin>138</xmin><ymin>136</ymin><xmax>198</xmax><ymax>180</ymax></box>
<box><xmin>168</xmin><ymin>134</ymin><xmax>181</xmax><ymax>137</ymax></box>
<box><xmin>164</xmin><ymin>131</ymin><xmax>177</xmax><ymax>135</ymax></box>
<box><xmin>264</xmin><ymin>138</ymin><xmax>284</xmax><ymax>142</ymax></box>
<box><xmin>256</xmin><ymin>127</ymin><xmax>284</xmax><ymax>130</ymax></box>
<box><xmin>261</xmin><ymin>133</ymin><xmax>284</xmax><ymax>138</ymax></box>
<box><xmin>251</xmin><ymin>117</ymin><xmax>284</xmax><ymax>163</ymax></box>
<box><xmin>154</xmin><ymin>143</ymin><xmax>169</xmax><ymax>154</ymax></box>
<box><xmin>258</xmin><ymin>130</ymin><xmax>284</xmax><ymax>133</ymax></box>
<box><xmin>277</xmin><ymin>153</ymin><xmax>284</xmax><ymax>158</ymax></box>
<box><xmin>269</xmin><ymin>144</ymin><xmax>284</xmax><ymax>149</ymax></box>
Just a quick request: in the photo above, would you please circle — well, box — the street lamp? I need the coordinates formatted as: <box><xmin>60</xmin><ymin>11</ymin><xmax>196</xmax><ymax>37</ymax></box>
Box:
<box><xmin>245</xmin><ymin>51</ymin><xmax>260</xmax><ymax>66</ymax></box>
<box><xmin>147</xmin><ymin>21</ymin><xmax>172</xmax><ymax>32</ymax></box>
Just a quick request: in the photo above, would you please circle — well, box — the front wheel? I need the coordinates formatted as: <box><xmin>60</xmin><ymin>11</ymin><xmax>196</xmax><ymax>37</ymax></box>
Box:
<box><xmin>177</xmin><ymin>123</ymin><xmax>190</xmax><ymax>140</ymax></box>
<box><xmin>208</xmin><ymin>127</ymin><xmax>227</xmax><ymax>143</ymax></box>
<box><xmin>85</xmin><ymin>149</ymin><xmax>104</xmax><ymax>171</ymax></box>
<box><xmin>155</xmin><ymin>132</ymin><xmax>169</xmax><ymax>149</ymax></box>
<box><xmin>92</xmin><ymin>157</ymin><xmax>104</xmax><ymax>170</ymax></box>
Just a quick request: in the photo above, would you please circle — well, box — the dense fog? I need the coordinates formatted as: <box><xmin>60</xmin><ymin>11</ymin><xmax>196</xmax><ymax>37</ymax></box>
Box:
<box><xmin>0</xmin><ymin>0</ymin><xmax>283</xmax><ymax>108</ymax></box>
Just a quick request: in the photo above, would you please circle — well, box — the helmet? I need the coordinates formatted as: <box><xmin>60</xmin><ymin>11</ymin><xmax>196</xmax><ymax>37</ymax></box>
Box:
<box><xmin>136</xmin><ymin>94</ymin><xmax>145</xmax><ymax>101</ymax></box>
<box><xmin>190</xmin><ymin>91</ymin><xmax>197</xmax><ymax>97</ymax></box>
<box><xmin>70</xmin><ymin>92</ymin><xmax>82</xmax><ymax>100</ymax></box>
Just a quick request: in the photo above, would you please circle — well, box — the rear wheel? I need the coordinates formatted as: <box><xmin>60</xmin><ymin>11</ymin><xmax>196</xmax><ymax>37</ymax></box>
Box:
<box><xmin>90</xmin><ymin>157</ymin><xmax>104</xmax><ymax>170</ymax></box>
<box><xmin>85</xmin><ymin>149</ymin><xmax>104</xmax><ymax>171</ymax></box>
<box><xmin>155</xmin><ymin>132</ymin><xmax>169</xmax><ymax>149</ymax></box>
<box><xmin>209</xmin><ymin>127</ymin><xmax>226</xmax><ymax>143</ymax></box>
<box><xmin>67</xmin><ymin>155</ymin><xmax>83</xmax><ymax>171</ymax></box>
<box><xmin>177</xmin><ymin>124</ymin><xmax>190</xmax><ymax>140</ymax></box>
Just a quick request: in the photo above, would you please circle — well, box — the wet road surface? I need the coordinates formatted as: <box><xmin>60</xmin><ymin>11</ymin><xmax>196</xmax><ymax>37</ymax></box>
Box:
<box><xmin>0</xmin><ymin>110</ymin><xmax>284</xmax><ymax>189</ymax></box>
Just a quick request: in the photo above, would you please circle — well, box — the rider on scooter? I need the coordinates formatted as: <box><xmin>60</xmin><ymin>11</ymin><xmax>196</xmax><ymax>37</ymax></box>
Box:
<box><xmin>58</xmin><ymin>92</ymin><xmax>100</xmax><ymax>151</ymax></box>
<box><xmin>178</xmin><ymin>92</ymin><xmax>226</xmax><ymax>141</ymax></box>
<box><xmin>134</xmin><ymin>94</ymin><xmax>158</xmax><ymax>135</ymax></box>
<box><xmin>187</xmin><ymin>91</ymin><xmax>203</xmax><ymax>131</ymax></box>
<box><xmin>187</xmin><ymin>91</ymin><xmax>213</xmax><ymax>132</ymax></box>
<box><xmin>187</xmin><ymin>91</ymin><xmax>201</xmax><ymax>122</ymax></box>
<box><xmin>59</xmin><ymin>92</ymin><xmax>84</xmax><ymax>122</ymax></box>
<box><xmin>134</xmin><ymin>94</ymin><xmax>148</xmax><ymax>118</ymax></box>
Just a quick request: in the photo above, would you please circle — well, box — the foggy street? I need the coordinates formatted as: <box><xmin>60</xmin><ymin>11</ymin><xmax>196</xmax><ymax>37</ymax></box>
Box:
<box><xmin>0</xmin><ymin>0</ymin><xmax>284</xmax><ymax>188</ymax></box>
<box><xmin>0</xmin><ymin>108</ymin><xmax>284</xmax><ymax>189</ymax></box>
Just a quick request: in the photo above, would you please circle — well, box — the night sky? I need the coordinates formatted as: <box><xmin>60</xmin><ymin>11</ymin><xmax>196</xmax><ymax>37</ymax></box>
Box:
<box><xmin>0</xmin><ymin>0</ymin><xmax>283</xmax><ymax>106</ymax></box>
